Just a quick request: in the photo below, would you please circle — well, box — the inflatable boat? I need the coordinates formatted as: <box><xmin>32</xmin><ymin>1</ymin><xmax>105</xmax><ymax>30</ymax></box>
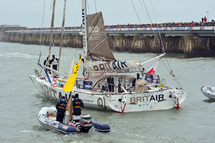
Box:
<box><xmin>38</xmin><ymin>107</ymin><xmax>110</xmax><ymax>134</ymax></box>
<box><xmin>201</xmin><ymin>86</ymin><xmax>215</xmax><ymax>100</ymax></box>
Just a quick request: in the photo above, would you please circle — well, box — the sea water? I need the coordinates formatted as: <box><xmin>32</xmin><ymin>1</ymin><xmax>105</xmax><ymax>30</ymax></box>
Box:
<box><xmin>0</xmin><ymin>42</ymin><xmax>215</xmax><ymax>143</ymax></box>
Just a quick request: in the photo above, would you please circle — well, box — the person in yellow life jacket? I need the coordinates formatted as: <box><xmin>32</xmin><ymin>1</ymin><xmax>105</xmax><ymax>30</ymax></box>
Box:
<box><xmin>73</xmin><ymin>94</ymin><xmax>84</xmax><ymax>115</ymax></box>
<box><xmin>56</xmin><ymin>96</ymin><xmax>67</xmax><ymax>122</ymax></box>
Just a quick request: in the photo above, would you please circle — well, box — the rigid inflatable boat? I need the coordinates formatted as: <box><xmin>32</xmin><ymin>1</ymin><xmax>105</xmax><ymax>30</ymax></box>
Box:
<box><xmin>201</xmin><ymin>86</ymin><xmax>215</xmax><ymax>100</ymax></box>
<box><xmin>38</xmin><ymin>107</ymin><xmax>110</xmax><ymax>134</ymax></box>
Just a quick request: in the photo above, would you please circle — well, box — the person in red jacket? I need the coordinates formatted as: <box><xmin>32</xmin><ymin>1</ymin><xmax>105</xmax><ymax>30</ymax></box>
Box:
<box><xmin>204</xmin><ymin>16</ymin><xmax>207</xmax><ymax>22</ymax></box>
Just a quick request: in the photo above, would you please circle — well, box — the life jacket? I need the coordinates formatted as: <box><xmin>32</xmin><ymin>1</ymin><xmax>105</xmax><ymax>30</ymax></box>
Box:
<box><xmin>56</xmin><ymin>100</ymin><xmax>67</xmax><ymax>112</ymax></box>
<box><xmin>73</xmin><ymin>99</ymin><xmax>82</xmax><ymax>109</ymax></box>
<box><xmin>73</xmin><ymin>98</ymin><xmax>84</xmax><ymax>115</ymax></box>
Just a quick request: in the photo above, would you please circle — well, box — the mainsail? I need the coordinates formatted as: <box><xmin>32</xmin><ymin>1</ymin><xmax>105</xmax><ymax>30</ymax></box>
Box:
<box><xmin>86</xmin><ymin>12</ymin><xmax>115</xmax><ymax>61</ymax></box>
<box><xmin>83</xmin><ymin>12</ymin><xmax>142</xmax><ymax>76</ymax></box>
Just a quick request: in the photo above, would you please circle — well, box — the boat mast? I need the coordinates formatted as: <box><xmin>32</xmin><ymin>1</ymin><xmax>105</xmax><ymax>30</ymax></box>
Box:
<box><xmin>48</xmin><ymin>0</ymin><xmax>56</xmax><ymax>67</ymax></box>
<box><xmin>58</xmin><ymin>0</ymin><xmax>67</xmax><ymax>71</ymax></box>
<box><xmin>82</xmin><ymin>0</ymin><xmax>87</xmax><ymax>57</ymax></box>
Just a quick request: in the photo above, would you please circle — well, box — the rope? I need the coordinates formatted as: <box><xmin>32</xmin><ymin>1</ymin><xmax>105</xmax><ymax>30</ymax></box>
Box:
<box><xmin>140</xmin><ymin>0</ymin><xmax>164</xmax><ymax>52</ymax></box>
<box><xmin>140</xmin><ymin>0</ymin><xmax>183</xmax><ymax>88</ymax></box>
<box><xmin>38</xmin><ymin>0</ymin><xmax>47</xmax><ymax>75</ymax></box>
<box><xmin>39</xmin><ymin>0</ymin><xmax>46</xmax><ymax>47</ymax></box>
<box><xmin>94</xmin><ymin>0</ymin><xmax>97</xmax><ymax>12</ymax></box>
<box><xmin>131</xmin><ymin>0</ymin><xmax>142</xmax><ymax>24</ymax></box>
<box><xmin>160</xmin><ymin>59</ymin><xmax>182</xmax><ymax>88</ymax></box>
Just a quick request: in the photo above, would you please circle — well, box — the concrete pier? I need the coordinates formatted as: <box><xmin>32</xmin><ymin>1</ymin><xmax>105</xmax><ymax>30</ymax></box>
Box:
<box><xmin>1</xmin><ymin>26</ymin><xmax>215</xmax><ymax>58</ymax></box>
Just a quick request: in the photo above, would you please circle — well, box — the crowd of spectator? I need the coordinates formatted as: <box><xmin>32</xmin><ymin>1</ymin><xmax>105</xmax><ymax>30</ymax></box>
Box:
<box><xmin>5</xmin><ymin>17</ymin><xmax>215</xmax><ymax>31</ymax></box>
<box><xmin>106</xmin><ymin>18</ymin><xmax>215</xmax><ymax>29</ymax></box>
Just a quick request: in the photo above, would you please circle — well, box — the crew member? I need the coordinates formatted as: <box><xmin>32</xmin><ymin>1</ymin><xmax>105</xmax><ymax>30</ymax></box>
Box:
<box><xmin>50</xmin><ymin>55</ymin><xmax>59</xmax><ymax>76</ymax></box>
<box><xmin>50</xmin><ymin>55</ymin><xmax>59</xmax><ymax>71</ymax></box>
<box><xmin>132</xmin><ymin>73</ymin><xmax>141</xmax><ymax>87</ymax></box>
<box><xmin>56</xmin><ymin>96</ymin><xmax>67</xmax><ymax>122</ymax></box>
<box><xmin>44</xmin><ymin>57</ymin><xmax>51</xmax><ymax>73</ymax></box>
<box><xmin>73</xmin><ymin>94</ymin><xmax>84</xmax><ymax>115</ymax></box>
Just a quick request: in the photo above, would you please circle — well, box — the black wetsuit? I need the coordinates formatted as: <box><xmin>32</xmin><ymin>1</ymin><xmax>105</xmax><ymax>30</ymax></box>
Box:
<box><xmin>56</xmin><ymin>99</ymin><xmax>67</xmax><ymax>122</ymax></box>
<box><xmin>73</xmin><ymin>98</ymin><xmax>84</xmax><ymax>115</ymax></box>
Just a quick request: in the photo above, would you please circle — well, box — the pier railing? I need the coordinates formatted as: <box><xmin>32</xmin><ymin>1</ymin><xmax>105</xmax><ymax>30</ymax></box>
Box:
<box><xmin>5</xmin><ymin>26</ymin><xmax>215</xmax><ymax>36</ymax></box>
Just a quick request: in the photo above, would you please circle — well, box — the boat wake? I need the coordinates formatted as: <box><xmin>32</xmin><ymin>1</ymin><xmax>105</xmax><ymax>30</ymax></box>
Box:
<box><xmin>20</xmin><ymin>130</ymin><xmax>33</xmax><ymax>133</ymax></box>
<box><xmin>0</xmin><ymin>52</ymin><xmax>38</xmax><ymax>59</ymax></box>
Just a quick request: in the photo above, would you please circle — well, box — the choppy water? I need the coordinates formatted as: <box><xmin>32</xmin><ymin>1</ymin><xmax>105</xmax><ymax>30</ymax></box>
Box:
<box><xmin>0</xmin><ymin>42</ymin><xmax>215</xmax><ymax>143</ymax></box>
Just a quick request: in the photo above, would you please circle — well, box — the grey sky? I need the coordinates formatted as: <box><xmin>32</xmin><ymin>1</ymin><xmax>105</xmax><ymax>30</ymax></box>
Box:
<box><xmin>0</xmin><ymin>0</ymin><xmax>214</xmax><ymax>28</ymax></box>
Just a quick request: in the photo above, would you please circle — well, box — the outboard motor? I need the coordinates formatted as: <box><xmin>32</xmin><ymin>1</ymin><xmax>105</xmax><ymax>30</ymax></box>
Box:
<box><xmin>79</xmin><ymin>114</ymin><xmax>92</xmax><ymax>133</ymax></box>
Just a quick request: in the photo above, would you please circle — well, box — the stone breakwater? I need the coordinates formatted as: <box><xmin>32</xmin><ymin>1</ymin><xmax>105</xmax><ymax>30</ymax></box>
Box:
<box><xmin>1</xmin><ymin>30</ymin><xmax>215</xmax><ymax>58</ymax></box>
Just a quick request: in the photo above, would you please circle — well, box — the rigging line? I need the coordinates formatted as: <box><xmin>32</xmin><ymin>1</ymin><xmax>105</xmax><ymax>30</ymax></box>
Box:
<box><xmin>50</xmin><ymin>0</ymin><xmax>53</xmax><ymax>9</ymax></box>
<box><xmin>141</xmin><ymin>0</ymin><xmax>165</xmax><ymax>53</ymax></box>
<box><xmin>94</xmin><ymin>0</ymin><xmax>97</xmax><ymax>12</ymax></box>
<box><xmin>87</xmin><ymin>0</ymin><xmax>90</xmax><ymax>15</ymax></box>
<box><xmin>60</xmin><ymin>52</ymin><xmax>72</xmax><ymax>75</ymax></box>
<box><xmin>160</xmin><ymin>59</ymin><xmax>182</xmax><ymax>88</ymax></box>
<box><xmin>88</xmin><ymin>38</ymin><xmax>107</xmax><ymax>54</ymax></box>
<box><xmin>130</xmin><ymin>0</ymin><xmax>142</xmax><ymax>24</ymax></box>
<box><xmin>58</xmin><ymin>0</ymin><xmax>67</xmax><ymax>70</ymax></box>
<box><xmin>149</xmin><ymin>0</ymin><xmax>157</xmax><ymax>23</ymax></box>
<box><xmin>113</xmin><ymin>35</ymin><xmax>127</xmax><ymax>54</ymax></box>
<box><xmin>39</xmin><ymin>0</ymin><xmax>46</xmax><ymax>47</ymax></box>
<box><xmin>141</xmin><ymin>0</ymin><xmax>176</xmax><ymax>76</ymax></box>
<box><xmin>161</xmin><ymin>59</ymin><xmax>171</xmax><ymax>73</ymax></box>
<box><xmin>142</xmin><ymin>0</ymin><xmax>176</xmax><ymax>77</ymax></box>
<box><xmin>117</xmin><ymin>41</ymin><xmax>127</xmax><ymax>53</ymax></box>
<box><xmin>39</xmin><ymin>63</ymin><xmax>68</xmax><ymax>77</ymax></box>
<box><xmin>37</xmin><ymin>0</ymin><xmax>47</xmax><ymax>67</ymax></box>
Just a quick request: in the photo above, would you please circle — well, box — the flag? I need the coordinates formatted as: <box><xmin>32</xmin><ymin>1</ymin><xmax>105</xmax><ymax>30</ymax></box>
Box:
<box><xmin>44</xmin><ymin>70</ymin><xmax>61</xmax><ymax>88</ymax></box>
<box><xmin>146</xmin><ymin>60</ymin><xmax>159</xmax><ymax>75</ymax></box>
<box><xmin>63</xmin><ymin>55</ymin><xmax>83</xmax><ymax>92</ymax></box>
<box><xmin>170</xmin><ymin>71</ymin><xmax>175</xmax><ymax>77</ymax></box>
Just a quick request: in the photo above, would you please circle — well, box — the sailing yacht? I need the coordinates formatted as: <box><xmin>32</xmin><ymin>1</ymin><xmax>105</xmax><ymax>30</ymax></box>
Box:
<box><xmin>29</xmin><ymin>0</ymin><xmax>186</xmax><ymax>112</ymax></box>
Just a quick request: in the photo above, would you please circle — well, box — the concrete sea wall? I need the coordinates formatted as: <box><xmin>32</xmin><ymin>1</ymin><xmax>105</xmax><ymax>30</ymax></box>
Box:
<box><xmin>1</xmin><ymin>32</ymin><xmax>215</xmax><ymax>58</ymax></box>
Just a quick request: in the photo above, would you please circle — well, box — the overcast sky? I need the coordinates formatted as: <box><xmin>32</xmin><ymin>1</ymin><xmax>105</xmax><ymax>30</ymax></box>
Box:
<box><xmin>0</xmin><ymin>0</ymin><xmax>214</xmax><ymax>28</ymax></box>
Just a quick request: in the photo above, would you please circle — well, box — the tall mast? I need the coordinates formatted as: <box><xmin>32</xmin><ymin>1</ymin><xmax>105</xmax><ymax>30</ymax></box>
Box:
<box><xmin>82</xmin><ymin>0</ymin><xmax>87</xmax><ymax>57</ymax></box>
<box><xmin>58</xmin><ymin>0</ymin><xmax>67</xmax><ymax>71</ymax></box>
<box><xmin>48</xmin><ymin>0</ymin><xmax>56</xmax><ymax>66</ymax></box>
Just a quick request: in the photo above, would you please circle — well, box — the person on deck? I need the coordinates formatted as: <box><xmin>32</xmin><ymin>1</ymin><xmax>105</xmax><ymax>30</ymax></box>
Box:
<box><xmin>43</xmin><ymin>57</ymin><xmax>51</xmax><ymax>73</ymax></box>
<box><xmin>50</xmin><ymin>55</ymin><xmax>59</xmax><ymax>71</ymax></box>
<box><xmin>50</xmin><ymin>55</ymin><xmax>59</xmax><ymax>76</ymax></box>
<box><xmin>73</xmin><ymin>94</ymin><xmax>84</xmax><ymax>116</ymax></box>
<box><xmin>56</xmin><ymin>96</ymin><xmax>67</xmax><ymax>123</ymax></box>
<box><xmin>132</xmin><ymin>73</ymin><xmax>141</xmax><ymax>87</ymax></box>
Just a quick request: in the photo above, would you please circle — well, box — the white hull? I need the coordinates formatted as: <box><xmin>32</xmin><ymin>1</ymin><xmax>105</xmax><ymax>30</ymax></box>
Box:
<box><xmin>201</xmin><ymin>86</ymin><xmax>215</xmax><ymax>100</ymax></box>
<box><xmin>38</xmin><ymin>107</ymin><xmax>77</xmax><ymax>134</ymax></box>
<box><xmin>30</xmin><ymin>74</ymin><xmax>186</xmax><ymax>112</ymax></box>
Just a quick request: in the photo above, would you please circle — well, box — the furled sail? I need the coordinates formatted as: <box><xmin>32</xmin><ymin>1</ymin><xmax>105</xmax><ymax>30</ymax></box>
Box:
<box><xmin>86</xmin><ymin>12</ymin><xmax>115</xmax><ymax>61</ymax></box>
<box><xmin>85</xmin><ymin>60</ymin><xmax>141</xmax><ymax>73</ymax></box>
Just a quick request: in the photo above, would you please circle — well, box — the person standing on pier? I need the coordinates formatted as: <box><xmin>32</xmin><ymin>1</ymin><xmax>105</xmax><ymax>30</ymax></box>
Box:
<box><xmin>201</xmin><ymin>17</ymin><xmax>204</xmax><ymax>23</ymax></box>
<box><xmin>204</xmin><ymin>16</ymin><xmax>207</xmax><ymax>23</ymax></box>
